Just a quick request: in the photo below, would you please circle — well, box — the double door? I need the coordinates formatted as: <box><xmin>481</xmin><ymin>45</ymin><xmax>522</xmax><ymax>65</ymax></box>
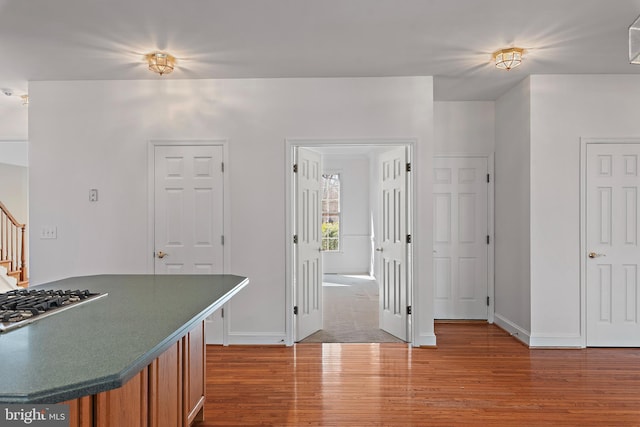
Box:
<box><xmin>294</xmin><ymin>146</ymin><xmax>410</xmax><ymax>342</ymax></box>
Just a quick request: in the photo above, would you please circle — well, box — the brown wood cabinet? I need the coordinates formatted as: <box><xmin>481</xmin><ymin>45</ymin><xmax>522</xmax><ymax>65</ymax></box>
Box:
<box><xmin>64</xmin><ymin>396</ymin><xmax>92</xmax><ymax>427</ymax></box>
<box><xmin>183</xmin><ymin>321</ymin><xmax>206</xmax><ymax>426</ymax></box>
<box><xmin>62</xmin><ymin>321</ymin><xmax>206</xmax><ymax>427</ymax></box>
<box><xmin>95</xmin><ymin>369</ymin><xmax>148</xmax><ymax>427</ymax></box>
<box><xmin>149</xmin><ymin>340</ymin><xmax>183</xmax><ymax>427</ymax></box>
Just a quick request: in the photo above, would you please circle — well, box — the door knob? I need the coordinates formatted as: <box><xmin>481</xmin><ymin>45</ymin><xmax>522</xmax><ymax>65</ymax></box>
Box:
<box><xmin>376</xmin><ymin>248</ymin><xmax>383</xmax><ymax>252</ymax></box>
<box><xmin>156</xmin><ymin>251</ymin><xmax>168</xmax><ymax>259</ymax></box>
<box><xmin>588</xmin><ymin>252</ymin><xmax>605</xmax><ymax>258</ymax></box>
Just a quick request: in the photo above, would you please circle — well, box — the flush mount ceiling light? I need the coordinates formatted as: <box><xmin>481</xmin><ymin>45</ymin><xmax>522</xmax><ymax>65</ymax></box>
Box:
<box><xmin>492</xmin><ymin>47</ymin><xmax>524</xmax><ymax>70</ymax></box>
<box><xmin>630</xmin><ymin>15</ymin><xmax>640</xmax><ymax>63</ymax></box>
<box><xmin>145</xmin><ymin>52</ymin><xmax>176</xmax><ymax>75</ymax></box>
<box><xmin>2</xmin><ymin>89</ymin><xmax>28</xmax><ymax>106</ymax></box>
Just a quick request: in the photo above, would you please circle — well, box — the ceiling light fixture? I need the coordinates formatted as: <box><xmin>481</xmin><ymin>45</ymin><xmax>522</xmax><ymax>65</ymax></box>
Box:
<box><xmin>145</xmin><ymin>52</ymin><xmax>176</xmax><ymax>75</ymax></box>
<box><xmin>492</xmin><ymin>47</ymin><xmax>524</xmax><ymax>70</ymax></box>
<box><xmin>2</xmin><ymin>89</ymin><xmax>28</xmax><ymax>106</ymax></box>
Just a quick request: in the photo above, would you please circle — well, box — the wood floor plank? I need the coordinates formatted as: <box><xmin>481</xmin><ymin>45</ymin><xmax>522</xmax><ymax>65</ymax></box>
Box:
<box><xmin>202</xmin><ymin>323</ymin><xmax>640</xmax><ymax>426</ymax></box>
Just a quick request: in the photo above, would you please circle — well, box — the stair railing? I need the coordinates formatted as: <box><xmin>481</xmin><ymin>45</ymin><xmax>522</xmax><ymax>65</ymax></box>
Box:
<box><xmin>0</xmin><ymin>201</ymin><xmax>27</xmax><ymax>283</ymax></box>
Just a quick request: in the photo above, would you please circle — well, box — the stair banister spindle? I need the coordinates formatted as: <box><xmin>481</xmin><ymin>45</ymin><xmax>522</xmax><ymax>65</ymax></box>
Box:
<box><xmin>11</xmin><ymin>224</ymin><xmax>15</xmax><ymax>272</ymax></box>
<box><xmin>20</xmin><ymin>225</ymin><xmax>26</xmax><ymax>282</ymax></box>
<box><xmin>1</xmin><ymin>213</ymin><xmax>5</xmax><ymax>264</ymax></box>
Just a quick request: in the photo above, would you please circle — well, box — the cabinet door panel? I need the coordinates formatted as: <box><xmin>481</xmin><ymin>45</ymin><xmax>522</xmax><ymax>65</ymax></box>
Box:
<box><xmin>95</xmin><ymin>369</ymin><xmax>148</xmax><ymax>427</ymax></box>
<box><xmin>62</xmin><ymin>396</ymin><xmax>93</xmax><ymax>427</ymax></box>
<box><xmin>150</xmin><ymin>340</ymin><xmax>183</xmax><ymax>427</ymax></box>
<box><xmin>184</xmin><ymin>321</ymin><xmax>205</xmax><ymax>425</ymax></box>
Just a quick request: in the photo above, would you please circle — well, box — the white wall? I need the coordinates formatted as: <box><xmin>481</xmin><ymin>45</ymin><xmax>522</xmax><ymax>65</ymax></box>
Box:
<box><xmin>29</xmin><ymin>76</ymin><xmax>434</xmax><ymax>345</ymax></box>
<box><xmin>322</xmin><ymin>154</ymin><xmax>370</xmax><ymax>274</ymax></box>
<box><xmin>528</xmin><ymin>75</ymin><xmax>640</xmax><ymax>346</ymax></box>
<box><xmin>0</xmin><ymin>101</ymin><xmax>28</xmax><ymax>141</ymax></box>
<box><xmin>434</xmin><ymin>101</ymin><xmax>495</xmax><ymax>154</ymax></box>
<box><xmin>494</xmin><ymin>78</ymin><xmax>532</xmax><ymax>341</ymax></box>
<box><xmin>0</xmin><ymin>142</ymin><xmax>28</xmax><ymax>167</ymax></box>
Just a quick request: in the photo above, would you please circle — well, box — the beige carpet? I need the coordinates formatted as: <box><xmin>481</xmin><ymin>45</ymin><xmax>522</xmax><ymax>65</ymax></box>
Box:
<box><xmin>299</xmin><ymin>274</ymin><xmax>405</xmax><ymax>343</ymax></box>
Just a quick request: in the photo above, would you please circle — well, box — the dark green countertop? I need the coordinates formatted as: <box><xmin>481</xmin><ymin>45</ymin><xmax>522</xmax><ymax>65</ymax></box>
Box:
<box><xmin>0</xmin><ymin>274</ymin><xmax>248</xmax><ymax>404</ymax></box>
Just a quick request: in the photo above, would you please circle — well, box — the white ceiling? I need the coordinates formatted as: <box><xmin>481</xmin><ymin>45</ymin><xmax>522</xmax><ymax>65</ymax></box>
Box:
<box><xmin>1</xmin><ymin>0</ymin><xmax>640</xmax><ymax>104</ymax></box>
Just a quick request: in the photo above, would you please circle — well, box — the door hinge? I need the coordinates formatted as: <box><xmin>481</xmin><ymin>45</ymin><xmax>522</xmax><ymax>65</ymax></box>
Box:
<box><xmin>294</xmin><ymin>306</ymin><xmax>299</xmax><ymax>315</ymax></box>
<box><xmin>293</xmin><ymin>164</ymin><xmax>298</xmax><ymax>173</ymax></box>
<box><xmin>486</xmin><ymin>296</ymin><xmax>490</xmax><ymax>307</ymax></box>
<box><xmin>221</xmin><ymin>308</ymin><xmax>224</xmax><ymax>318</ymax></box>
<box><xmin>487</xmin><ymin>173</ymin><xmax>490</xmax><ymax>183</ymax></box>
<box><xmin>406</xmin><ymin>234</ymin><xmax>412</xmax><ymax>244</ymax></box>
<box><xmin>221</xmin><ymin>162</ymin><xmax>225</xmax><ymax>173</ymax></box>
<box><xmin>221</xmin><ymin>235</ymin><xmax>225</xmax><ymax>245</ymax></box>
<box><xmin>406</xmin><ymin>163</ymin><xmax>412</xmax><ymax>172</ymax></box>
<box><xmin>486</xmin><ymin>235</ymin><xmax>490</xmax><ymax>245</ymax></box>
<box><xmin>293</xmin><ymin>234</ymin><xmax>298</xmax><ymax>244</ymax></box>
<box><xmin>407</xmin><ymin>306</ymin><xmax>412</xmax><ymax>315</ymax></box>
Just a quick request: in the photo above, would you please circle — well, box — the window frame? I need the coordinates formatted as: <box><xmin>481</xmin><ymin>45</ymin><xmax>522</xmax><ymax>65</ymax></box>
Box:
<box><xmin>321</xmin><ymin>172</ymin><xmax>341</xmax><ymax>252</ymax></box>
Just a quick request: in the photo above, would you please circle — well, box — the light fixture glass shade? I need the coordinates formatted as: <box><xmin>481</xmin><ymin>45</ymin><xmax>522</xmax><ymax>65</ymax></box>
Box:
<box><xmin>146</xmin><ymin>52</ymin><xmax>176</xmax><ymax>75</ymax></box>
<box><xmin>630</xmin><ymin>15</ymin><xmax>640</xmax><ymax>63</ymax></box>
<box><xmin>493</xmin><ymin>47</ymin><xmax>524</xmax><ymax>70</ymax></box>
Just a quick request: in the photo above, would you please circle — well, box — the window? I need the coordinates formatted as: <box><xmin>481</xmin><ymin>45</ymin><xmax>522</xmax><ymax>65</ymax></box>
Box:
<box><xmin>321</xmin><ymin>174</ymin><xmax>340</xmax><ymax>251</ymax></box>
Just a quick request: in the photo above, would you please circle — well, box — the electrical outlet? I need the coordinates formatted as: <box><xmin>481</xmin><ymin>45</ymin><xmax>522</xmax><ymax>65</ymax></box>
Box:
<box><xmin>89</xmin><ymin>189</ymin><xmax>98</xmax><ymax>202</ymax></box>
<box><xmin>40</xmin><ymin>226</ymin><xmax>57</xmax><ymax>239</ymax></box>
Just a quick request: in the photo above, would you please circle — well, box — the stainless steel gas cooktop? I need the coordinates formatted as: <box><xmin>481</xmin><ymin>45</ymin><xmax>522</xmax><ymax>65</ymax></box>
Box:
<box><xmin>0</xmin><ymin>288</ymin><xmax>106</xmax><ymax>332</ymax></box>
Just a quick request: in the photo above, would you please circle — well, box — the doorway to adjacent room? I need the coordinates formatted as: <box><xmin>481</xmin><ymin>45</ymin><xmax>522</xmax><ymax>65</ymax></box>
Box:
<box><xmin>287</xmin><ymin>141</ymin><xmax>414</xmax><ymax>344</ymax></box>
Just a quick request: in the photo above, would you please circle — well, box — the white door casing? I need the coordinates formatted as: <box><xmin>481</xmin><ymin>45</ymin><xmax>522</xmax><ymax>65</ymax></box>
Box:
<box><xmin>154</xmin><ymin>145</ymin><xmax>224</xmax><ymax>274</ymax></box>
<box><xmin>433</xmin><ymin>156</ymin><xmax>489</xmax><ymax>319</ymax></box>
<box><xmin>379</xmin><ymin>146</ymin><xmax>408</xmax><ymax>341</ymax></box>
<box><xmin>295</xmin><ymin>147</ymin><xmax>323</xmax><ymax>341</ymax></box>
<box><xmin>585</xmin><ymin>142</ymin><xmax>640</xmax><ymax>347</ymax></box>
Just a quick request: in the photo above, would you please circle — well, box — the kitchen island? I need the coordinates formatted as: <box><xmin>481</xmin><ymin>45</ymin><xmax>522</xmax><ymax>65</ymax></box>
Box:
<box><xmin>0</xmin><ymin>274</ymin><xmax>249</xmax><ymax>426</ymax></box>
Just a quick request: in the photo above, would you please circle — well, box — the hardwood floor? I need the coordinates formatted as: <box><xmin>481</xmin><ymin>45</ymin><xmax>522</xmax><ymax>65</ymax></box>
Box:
<box><xmin>202</xmin><ymin>323</ymin><xmax>640</xmax><ymax>426</ymax></box>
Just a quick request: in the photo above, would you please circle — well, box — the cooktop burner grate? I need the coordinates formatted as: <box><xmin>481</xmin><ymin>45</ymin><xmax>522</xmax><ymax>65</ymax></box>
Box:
<box><xmin>0</xmin><ymin>288</ymin><xmax>106</xmax><ymax>332</ymax></box>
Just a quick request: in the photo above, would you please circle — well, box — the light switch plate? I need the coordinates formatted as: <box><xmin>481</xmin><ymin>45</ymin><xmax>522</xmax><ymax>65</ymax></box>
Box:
<box><xmin>40</xmin><ymin>226</ymin><xmax>57</xmax><ymax>239</ymax></box>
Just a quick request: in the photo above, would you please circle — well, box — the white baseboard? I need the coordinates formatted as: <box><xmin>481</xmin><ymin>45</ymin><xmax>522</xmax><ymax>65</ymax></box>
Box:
<box><xmin>414</xmin><ymin>333</ymin><xmax>437</xmax><ymax>347</ymax></box>
<box><xmin>227</xmin><ymin>332</ymin><xmax>287</xmax><ymax>345</ymax></box>
<box><xmin>494</xmin><ymin>313</ymin><xmax>531</xmax><ymax>346</ymax></box>
<box><xmin>529</xmin><ymin>334</ymin><xmax>584</xmax><ymax>348</ymax></box>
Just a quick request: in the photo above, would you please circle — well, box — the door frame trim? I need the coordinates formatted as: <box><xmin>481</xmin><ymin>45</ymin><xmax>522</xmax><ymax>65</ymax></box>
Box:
<box><xmin>580</xmin><ymin>137</ymin><xmax>640</xmax><ymax>347</ymax></box>
<box><xmin>433</xmin><ymin>153</ymin><xmax>495</xmax><ymax>323</ymax></box>
<box><xmin>285</xmin><ymin>138</ymin><xmax>417</xmax><ymax>346</ymax></box>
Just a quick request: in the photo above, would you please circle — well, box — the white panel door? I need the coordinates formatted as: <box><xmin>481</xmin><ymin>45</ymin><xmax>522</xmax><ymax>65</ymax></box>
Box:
<box><xmin>154</xmin><ymin>145</ymin><xmax>224</xmax><ymax>274</ymax></box>
<box><xmin>379</xmin><ymin>147</ymin><xmax>408</xmax><ymax>341</ymax></box>
<box><xmin>433</xmin><ymin>157</ymin><xmax>488</xmax><ymax>319</ymax></box>
<box><xmin>295</xmin><ymin>148</ymin><xmax>323</xmax><ymax>341</ymax></box>
<box><xmin>586</xmin><ymin>143</ymin><xmax>640</xmax><ymax>346</ymax></box>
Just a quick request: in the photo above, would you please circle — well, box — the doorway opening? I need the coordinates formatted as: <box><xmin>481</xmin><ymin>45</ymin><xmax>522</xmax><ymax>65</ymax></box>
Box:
<box><xmin>286</xmin><ymin>141</ymin><xmax>414</xmax><ymax>345</ymax></box>
<box><xmin>300</xmin><ymin>274</ymin><xmax>405</xmax><ymax>343</ymax></box>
